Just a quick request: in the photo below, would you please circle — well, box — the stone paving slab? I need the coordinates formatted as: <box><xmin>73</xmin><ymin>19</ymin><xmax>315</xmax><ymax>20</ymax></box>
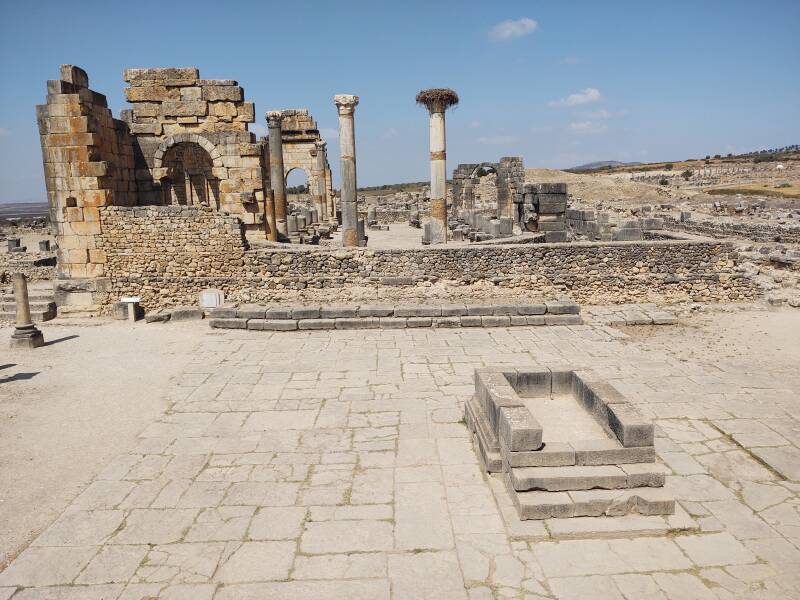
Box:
<box><xmin>1</xmin><ymin>323</ymin><xmax>799</xmax><ymax>599</ymax></box>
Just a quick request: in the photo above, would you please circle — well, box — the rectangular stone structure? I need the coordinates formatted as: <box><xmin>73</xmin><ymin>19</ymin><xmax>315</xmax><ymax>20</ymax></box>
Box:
<box><xmin>467</xmin><ymin>366</ymin><xmax>669</xmax><ymax>521</ymax></box>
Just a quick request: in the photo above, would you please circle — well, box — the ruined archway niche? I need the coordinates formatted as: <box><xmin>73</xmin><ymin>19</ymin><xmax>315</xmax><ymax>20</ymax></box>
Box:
<box><xmin>159</xmin><ymin>142</ymin><xmax>220</xmax><ymax>208</ymax></box>
<box><xmin>279</xmin><ymin>110</ymin><xmax>333</xmax><ymax>212</ymax></box>
<box><xmin>452</xmin><ymin>157</ymin><xmax>524</xmax><ymax>218</ymax></box>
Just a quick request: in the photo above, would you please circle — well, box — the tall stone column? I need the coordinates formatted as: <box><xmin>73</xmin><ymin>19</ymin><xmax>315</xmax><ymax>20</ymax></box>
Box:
<box><xmin>312</xmin><ymin>140</ymin><xmax>328</xmax><ymax>221</ymax></box>
<box><xmin>266</xmin><ymin>110</ymin><xmax>288</xmax><ymax>239</ymax></box>
<box><xmin>334</xmin><ymin>94</ymin><xmax>360</xmax><ymax>247</ymax></box>
<box><xmin>10</xmin><ymin>273</ymin><xmax>44</xmax><ymax>349</ymax></box>
<box><xmin>416</xmin><ymin>89</ymin><xmax>459</xmax><ymax>244</ymax></box>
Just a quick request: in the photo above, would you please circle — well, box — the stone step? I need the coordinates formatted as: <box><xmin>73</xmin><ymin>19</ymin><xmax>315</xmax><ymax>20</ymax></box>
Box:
<box><xmin>504</xmin><ymin>472</ymin><xmax>674</xmax><ymax>520</ymax></box>
<box><xmin>465</xmin><ymin>395</ymin><xmax>502</xmax><ymax>473</ymax></box>
<box><xmin>508</xmin><ymin>463</ymin><xmax>667</xmax><ymax>493</ymax></box>
<box><xmin>0</xmin><ymin>308</ymin><xmax>55</xmax><ymax>322</ymax></box>
<box><xmin>1</xmin><ymin>300</ymin><xmax>56</xmax><ymax>313</ymax></box>
<box><xmin>1</xmin><ymin>293</ymin><xmax>55</xmax><ymax>303</ymax></box>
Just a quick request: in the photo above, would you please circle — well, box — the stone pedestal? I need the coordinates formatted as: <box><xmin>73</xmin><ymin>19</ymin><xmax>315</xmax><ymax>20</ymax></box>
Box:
<box><xmin>10</xmin><ymin>273</ymin><xmax>44</xmax><ymax>349</ymax></box>
<box><xmin>334</xmin><ymin>94</ymin><xmax>360</xmax><ymax>247</ymax></box>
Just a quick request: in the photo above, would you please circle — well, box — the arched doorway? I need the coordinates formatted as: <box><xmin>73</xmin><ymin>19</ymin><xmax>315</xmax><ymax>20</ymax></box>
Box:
<box><xmin>160</xmin><ymin>142</ymin><xmax>220</xmax><ymax>208</ymax></box>
<box><xmin>285</xmin><ymin>167</ymin><xmax>311</xmax><ymax>205</ymax></box>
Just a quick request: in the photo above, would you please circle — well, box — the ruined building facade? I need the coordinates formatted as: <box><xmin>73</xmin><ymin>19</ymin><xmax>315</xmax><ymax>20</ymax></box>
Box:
<box><xmin>37</xmin><ymin>65</ymin><xmax>333</xmax><ymax>280</ymax></box>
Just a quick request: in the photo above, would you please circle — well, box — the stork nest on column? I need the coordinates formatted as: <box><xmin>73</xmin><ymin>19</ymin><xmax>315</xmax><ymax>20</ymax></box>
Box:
<box><xmin>416</xmin><ymin>88</ymin><xmax>459</xmax><ymax>112</ymax></box>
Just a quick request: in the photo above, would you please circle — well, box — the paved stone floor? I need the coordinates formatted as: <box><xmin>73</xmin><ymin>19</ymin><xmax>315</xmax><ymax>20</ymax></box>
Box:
<box><xmin>1</xmin><ymin>322</ymin><xmax>799</xmax><ymax>599</ymax></box>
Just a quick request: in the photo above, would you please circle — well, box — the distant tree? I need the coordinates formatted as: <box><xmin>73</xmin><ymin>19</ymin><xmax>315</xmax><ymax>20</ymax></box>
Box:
<box><xmin>727</xmin><ymin>153</ymin><xmax>733</xmax><ymax>157</ymax></box>
<box><xmin>681</xmin><ymin>170</ymin><xmax>693</xmax><ymax>180</ymax></box>
<box><xmin>664</xmin><ymin>163</ymin><xmax>674</xmax><ymax>171</ymax></box>
<box><xmin>713</xmin><ymin>154</ymin><xmax>721</xmax><ymax>159</ymax></box>
<box><xmin>659</xmin><ymin>178</ymin><xmax>669</xmax><ymax>186</ymax></box>
<box><xmin>705</xmin><ymin>155</ymin><xmax>711</xmax><ymax>160</ymax></box>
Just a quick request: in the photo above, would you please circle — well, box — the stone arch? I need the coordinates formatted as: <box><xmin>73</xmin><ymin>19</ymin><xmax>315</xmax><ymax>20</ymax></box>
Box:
<box><xmin>152</xmin><ymin>133</ymin><xmax>224</xmax><ymax>170</ymax></box>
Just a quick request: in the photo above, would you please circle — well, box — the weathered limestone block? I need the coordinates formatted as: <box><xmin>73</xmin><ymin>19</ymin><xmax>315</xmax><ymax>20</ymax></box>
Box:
<box><xmin>160</xmin><ymin>101</ymin><xmax>207</xmax><ymax>117</ymax></box>
<box><xmin>124</xmin><ymin>86</ymin><xmax>180</xmax><ymax>102</ymax></box>
<box><xmin>124</xmin><ymin>67</ymin><xmax>199</xmax><ymax>83</ymax></box>
<box><xmin>202</xmin><ymin>86</ymin><xmax>243</xmax><ymax>102</ymax></box>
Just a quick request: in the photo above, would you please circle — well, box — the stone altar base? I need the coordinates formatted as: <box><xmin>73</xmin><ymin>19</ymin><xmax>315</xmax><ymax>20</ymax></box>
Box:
<box><xmin>467</xmin><ymin>366</ymin><xmax>675</xmax><ymax>521</ymax></box>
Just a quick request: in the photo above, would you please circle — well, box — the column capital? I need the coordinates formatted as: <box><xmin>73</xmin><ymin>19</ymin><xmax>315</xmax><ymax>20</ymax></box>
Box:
<box><xmin>266</xmin><ymin>110</ymin><xmax>284</xmax><ymax>127</ymax></box>
<box><xmin>334</xmin><ymin>94</ymin><xmax>359</xmax><ymax>115</ymax></box>
<box><xmin>315</xmin><ymin>139</ymin><xmax>327</xmax><ymax>151</ymax></box>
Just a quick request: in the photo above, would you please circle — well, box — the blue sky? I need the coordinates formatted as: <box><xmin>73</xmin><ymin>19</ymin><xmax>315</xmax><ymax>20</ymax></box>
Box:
<box><xmin>1</xmin><ymin>0</ymin><xmax>798</xmax><ymax>201</ymax></box>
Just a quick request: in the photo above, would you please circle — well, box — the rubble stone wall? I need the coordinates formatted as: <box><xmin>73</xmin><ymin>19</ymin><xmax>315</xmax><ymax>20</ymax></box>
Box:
<box><xmin>663</xmin><ymin>216</ymin><xmax>800</xmax><ymax>244</ymax></box>
<box><xmin>0</xmin><ymin>253</ymin><xmax>57</xmax><ymax>284</ymax></box>
<box><xmin>98</xmin><ymin>206</ymin><xmax>759</xmax><ymax>311</ymax></box>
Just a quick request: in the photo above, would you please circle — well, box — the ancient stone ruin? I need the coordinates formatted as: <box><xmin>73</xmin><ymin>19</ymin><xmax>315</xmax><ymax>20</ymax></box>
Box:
<box><xmin>467</xmin><ymin>366</ymin><xmax>672</xmax><ymax>520</ymax></box>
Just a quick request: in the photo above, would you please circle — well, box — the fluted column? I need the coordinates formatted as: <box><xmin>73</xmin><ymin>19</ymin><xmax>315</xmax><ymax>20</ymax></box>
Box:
<box><xmin>312</xmin><ymin>140</ymin><xmax>328</xmax><ymax>221</ymax></box>
<box><xmin>334</xmin><ymin>94</ymin><xmax>359</xmax><ymax>247</ymax></box>
<box><xmin>266</xmin><ymin>110</ymin><xmax>288</xmax><ymax>239</ymax></box>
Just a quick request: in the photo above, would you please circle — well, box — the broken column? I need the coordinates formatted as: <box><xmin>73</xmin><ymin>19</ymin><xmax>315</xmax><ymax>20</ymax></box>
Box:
<box><xmin>334</xmin><ymin>94</ymin><xmax>360</xmax><ymax>247</ymax></box>
<box><xmin>10</xmin><ymin>273</ymin><xmax>44</xmax><ymax>349</ymax></box>
<box><xmin>266</xmin><ymin>111</ymin><xmax>288</xmax><ymax>239</ymax></box>
<box><xmin>312</xmin><ymin>140</ymin><xmax>328</xmax><ymax>222</ymax></box>
<box><xmin>416</xmin><ymin>88</ymin><xmax>459</xmax><ymax>244</ymax></box>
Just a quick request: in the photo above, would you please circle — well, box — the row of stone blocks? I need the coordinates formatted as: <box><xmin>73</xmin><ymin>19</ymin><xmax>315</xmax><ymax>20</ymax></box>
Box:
<box><xmin>465</xmin><ymin>366</ymin><xmax>674</xmax><ymax>520</ymax></box>
<box><xmin>207</xmin><ymin>301</ymin><xmax>582</xmax><ymax>331</ymax></box>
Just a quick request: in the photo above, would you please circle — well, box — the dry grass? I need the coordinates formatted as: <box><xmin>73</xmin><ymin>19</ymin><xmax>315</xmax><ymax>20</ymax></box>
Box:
<box><xmin>706</xmin><ymin>183</ymin><xmax>800</xmax><ymax>199</ymax></box>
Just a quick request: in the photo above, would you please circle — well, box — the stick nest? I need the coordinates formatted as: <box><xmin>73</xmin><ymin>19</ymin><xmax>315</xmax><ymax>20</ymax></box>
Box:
<box><xmin>416</xmin><ymin>88</ymin><xmax>459</xmax><ymax>111</ymax></box>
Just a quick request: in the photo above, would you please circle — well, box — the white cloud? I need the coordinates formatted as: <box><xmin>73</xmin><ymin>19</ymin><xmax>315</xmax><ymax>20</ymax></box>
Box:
<box><xmin>547</xmin><ymin>88</ymin><xmax>602</xmax><ymax>108</ymax></box>
<box><xmin>478</xmin><ymin>135</ymin><xmax>518</xmax><ymax>145</ymax></box>
<box><xmin>0</xmin><ymin>127</ymin><xmax>9</xmax><ymax>136</ymax></box>
<box><xmin>560</xmin><ymin>56</ymin><xmax>580</xmax><ymax>65</ymax></box>
<box><xmin>583</xmin><ymin>108</ymin><xmax>612</xmax><ymax>119</ymax></box>
<box><xmin>320</xmin><ymin>127</ymin><xmax>339</xmax><ymax>140</ymax></box>
<box><xmin>530</xmin><ymin>125</ymin><xmax>554</xmax><ymax>134</ymax></box>
<box><xmin>568</xmin><ymin>121</ymin><xmax>609</xmax><ymax>135</ymax></box>
<box><xmin>249</xmin><ymin>123</ymin><xmax>267</xmax><ymax>137</ymax></box>
<box><xmin>469</xmin><ymin>120</ymin><xmax>481</xmax><ymax>129</ymax></box>
<box><xmin>489</xmin><ymin>18</ymin><xmax>538</xmax><ymax>41</ymax></box>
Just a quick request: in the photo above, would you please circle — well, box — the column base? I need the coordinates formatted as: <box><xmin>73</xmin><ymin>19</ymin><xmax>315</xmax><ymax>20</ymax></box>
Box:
<box><xmin>10</xmin><ymin>324</ymin><xmax>44</xmax><ymax>349</ymax></box>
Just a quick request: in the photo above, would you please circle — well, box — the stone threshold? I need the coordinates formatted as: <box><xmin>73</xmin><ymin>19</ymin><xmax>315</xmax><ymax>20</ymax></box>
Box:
<box><xmin>200</xmin><ymin>300</ymin><xmax>582</xmax><ymax>331</ymax></box>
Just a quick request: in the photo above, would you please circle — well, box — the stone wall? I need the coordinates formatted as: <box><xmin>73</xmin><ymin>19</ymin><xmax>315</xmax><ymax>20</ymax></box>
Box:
<box><xmin>0</xmin><ymin>253</ymin><xmax>57</xmax><ymax>284</ymax></box>
<box><xmin>452</xmin><ymin>158</ymin><xmax>525</xmax><ymax>218</ymax></box>
<box><xmin>663</xmin><ymin>216</ymin><xmax>800</xmax><ymax>244</ymax></box>
<box><xmin>97</xmin><ymin>206</ymin><xmax>758</xmax><ymax>311</ymax></box>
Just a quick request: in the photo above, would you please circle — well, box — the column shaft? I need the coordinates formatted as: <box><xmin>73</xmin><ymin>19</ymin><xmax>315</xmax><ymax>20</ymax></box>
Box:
<box><xmin>267</xmin><ymin>111</ymin><xmax>288</xmax><ymax>238</ymax></box>
<box><xmin>429</xmin><ymin>110</ymin><xmax>447</xmax><ymax>243</ymax></box>
<box><xmin>334</xmin><ymin>95</ymin><xmax>360</xmax><ymax>247</ymax></box>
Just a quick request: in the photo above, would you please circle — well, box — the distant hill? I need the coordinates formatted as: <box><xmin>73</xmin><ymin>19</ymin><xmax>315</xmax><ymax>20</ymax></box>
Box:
<box><xmin>568</xmin><ymin>160</ymin><xmax>643</xmax><ymax>172</ymax></box>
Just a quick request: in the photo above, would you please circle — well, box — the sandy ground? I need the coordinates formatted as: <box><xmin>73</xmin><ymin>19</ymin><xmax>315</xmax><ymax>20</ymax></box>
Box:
<box><xmin>0</xmin><ymin>319</ymin><xmax>208</xmax><ymax>568</ymax></box>
<box><xmin>622</xmin><ymin>307</ymin><xmax>800</xmax><ymax>371</ymax></box>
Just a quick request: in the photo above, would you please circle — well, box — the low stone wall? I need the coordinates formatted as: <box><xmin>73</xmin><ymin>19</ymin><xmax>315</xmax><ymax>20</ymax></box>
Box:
<box><xmin>663</xmin><ymin>216</ymin><xmax>800</xmax><ymax>244</ymax></box>
<box><xmin>0</xmin><ymin>252</ymin><xmax>57</xmax><ymax>284</ymax></box>
<box><xmin>97</xmin><ymin>206</ymin><xmax>759</xmax><ymax>311</ymax></box>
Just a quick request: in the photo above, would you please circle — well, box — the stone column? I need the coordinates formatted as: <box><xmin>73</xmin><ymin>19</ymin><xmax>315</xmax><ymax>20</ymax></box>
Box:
<box><xmin>10</xmin><ymin>273</ymin><xmax>44</xmax><ymax>349</ymax></box>
<box><xmin>416</xmin><ymin>89</ymin><xmax>459</xmax><ymax>244</ymax></box>
<box><xmin>312</xmin><ymin>140</ymin><xmax>328</xmax><ymax>222</ymax></box>
<box><xmin>266</xmin><ymin>110</ymin><xmax>288</xmax><ymax>239</ymax></box>
<box><xmin>334</xmin><ymin>94</ymin><xmax>360</xmax><ymax>247</ymax></box>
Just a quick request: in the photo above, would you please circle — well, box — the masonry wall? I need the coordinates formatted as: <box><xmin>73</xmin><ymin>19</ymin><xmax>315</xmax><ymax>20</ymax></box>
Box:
<box><xmin>663</xmin><ymin>216</ymin><xmax>800</xmax><ymax>244</ymax></box>
<box><xmin>98</xmin><ymin>206</ymin><xmax>759</xmax><ymax>311</ymax></box>
<box><xmin>37</xmin><ymin>65</ymin><xmax>138</xmax><ymax>278</ymax></box>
